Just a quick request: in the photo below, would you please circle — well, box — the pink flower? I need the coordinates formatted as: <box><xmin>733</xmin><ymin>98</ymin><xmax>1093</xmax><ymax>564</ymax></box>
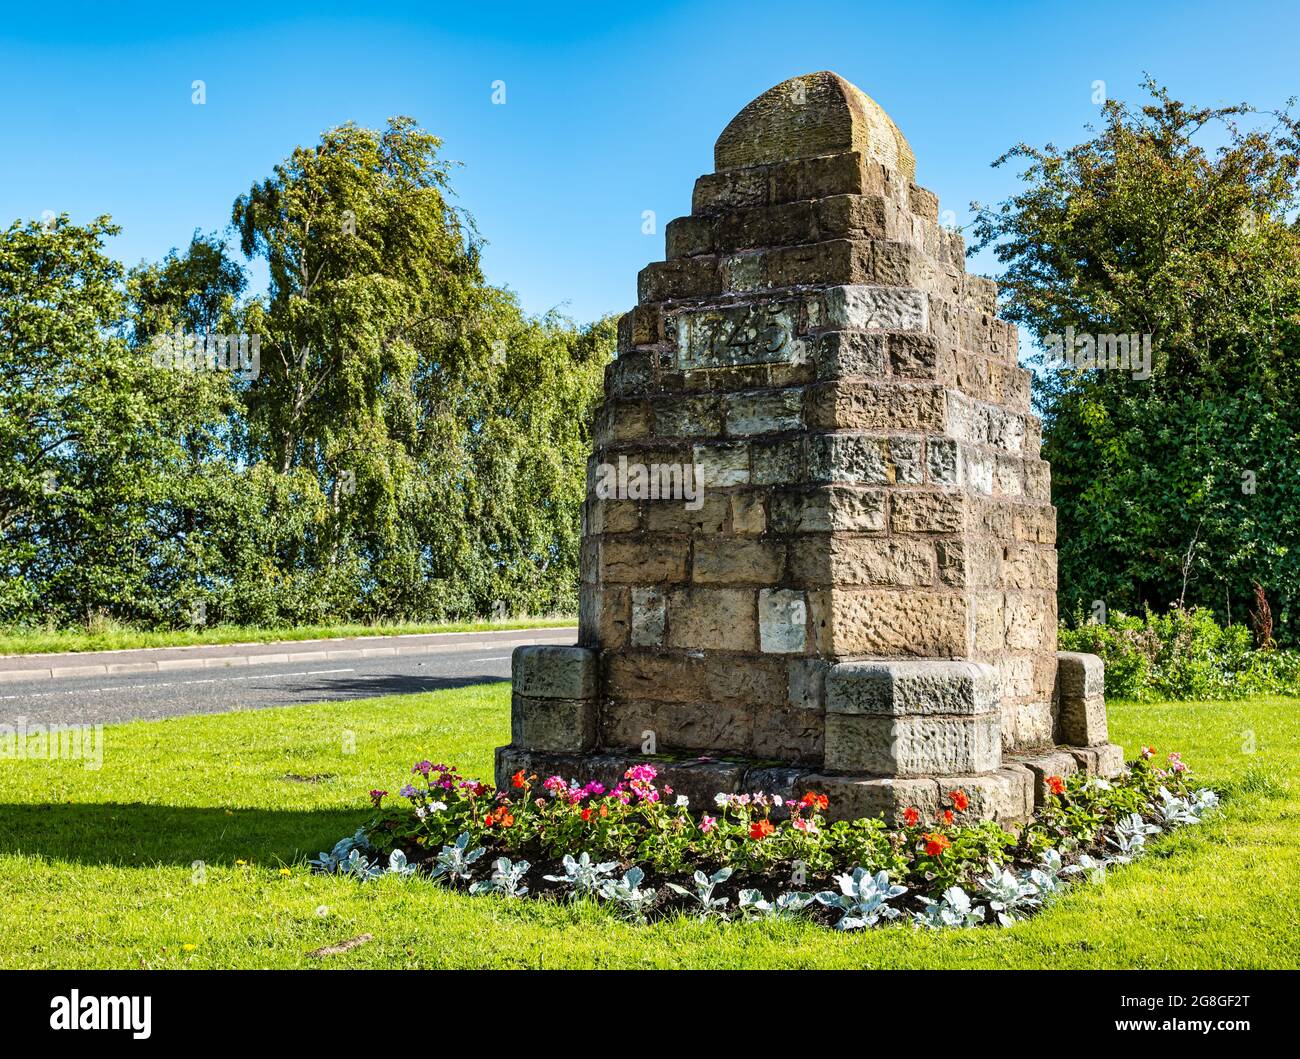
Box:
<box><xmin>369</xmin><ymin>788</ymin><xmax>387</xmax><ymax>807</ymax></box>
<box><xmin>1168</xmin><ymin>752</ymin><xmax>1188</xmax><ymax>774</ymax></box>
<box><xmin>700</xmin><ymin>815</ymin><xmax>717</xmax><ymax>833</ymax></box>
<box><xmin>542</xmin><ymin>775</ymin><xmax>566</xmax><ymax>794</ymax></box>
<box><xmin>1140</xmin><ymin>746</ymin><xmax>1155</xmax><ymax>760</ymax></box>
<box><xmin>624</xmin><ymin>764</ymin><xmax>658</xmax><ymax>783</ymax></box>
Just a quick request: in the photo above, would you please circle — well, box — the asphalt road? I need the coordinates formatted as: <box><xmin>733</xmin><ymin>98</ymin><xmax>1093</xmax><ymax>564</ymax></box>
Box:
<box><xmin>0</xmin><ymin>631</ymin><xmax>574</xmax><ymax>727</ymax></box>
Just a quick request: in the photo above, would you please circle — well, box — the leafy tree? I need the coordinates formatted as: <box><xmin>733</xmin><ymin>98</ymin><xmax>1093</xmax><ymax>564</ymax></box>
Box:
<box><xmin>973</xmin><ymin>81</ymin><xmax>1300</xmax><ymax>643</ymax></box>
<box><xmin>1</xmin><ymin>118</ymin><xmax>610</xmax><ymax>631</ymax></box>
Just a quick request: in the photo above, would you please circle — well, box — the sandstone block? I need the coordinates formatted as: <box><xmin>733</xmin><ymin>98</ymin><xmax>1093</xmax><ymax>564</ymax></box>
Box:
<box><xmin>600</xmin><ymin>536</ymin><xmax>688</xmax><ymax>583</ymax></box>
<box><xmin>759</xmin><ymin>588</ymin><xmax>808</xmax><ymax>654</ymax></box>
<box><xmin>827</xmin><ymin>589</ymin><xmax>968</xmax><ymax>657</ymax></box>
<box><xmin>889</xmin><ymin>491</ymin><xmax>965</xmax><ymax>533</ymax></box>
<box><xmin>693</xmin><ymin>538</ymin><xmax>786</xmax><ymax>584</ymax></box>
<box><xmin>814</xmin><ymin>331</ymin><xmax>887</xmax><ymax>378</ymax></box>
<box><xmin>665</xmin><ymin>587</ymin><xmax>757</xmax><ymax>652</ymax></box>
<box><xmin>1058</xmin><ymin>651</ymin><xmax>1105</xmax><ymax>699</ymax></box>
<box><xmin>942</xmin><ymin>766</ymin><xmax>1035</xmax><ymax>825</ymax></box>
<box><xmin>824</xmin><ymin>712</ymin><xmax>1001</xmax><ymax>775</ymax></box>
<box><xmin>803</xmin><ymin>774</ymin><xmax>941</xmax><ymax>824</ymax></box>
<box><xmin>808</xmin><ymin>433</ymin><xmax>888</xmax><ymax>483</ymax></box>
<box><xmin>726</xmin><ymin>388</ymin><xmax>804</xmax><ymax>435</ymax></box>
<box><xmin>817</xmin><ymin>284</ymin><xmax>928</xmax><ymax>333</ymax></box>
<box><xmin>511</xmin><ymin>693</ymin><xmax>597</xmax><ymax>753</ymax></box>
<box><xmin>1056</xmin><ymin>652</ymin><xmax>1110</xmax><ymax>745</ymax></box>
<box><xmin>769</xmin><ymin>486</ymin><xmax>886</xmax><ymax>533</ymax></box>
<box><xmin>788</xmin><ymin>657</ymin><xmax>830</xmax><ymax>710</ymax></box>
<box><xmin>512</xmin><ymin>645</ymin><xmax>598</xmax><ymax>700</ymax></box>
<box><xmin>630</xmin><ymin>586</ymin><xmax>665</xmax><ymax>647</ymax></box>
<box><xmin>694</xmin><ymin>441</ymin><xmax>750</xmax><ymax>486</ymax></box>
<box><xmin>825</xmin><ymin>659</ymin><xmax>999</xmax><ymax>716</ymax></box>
<box><xmin>729</xmin><ymin>493</ymin><xmax>767</xmax><ymax>535</ymax></box>
<box><xmin>794</xmin><ymin>536</ymin><xmax>934</xmax><ymax>587</ymax></box>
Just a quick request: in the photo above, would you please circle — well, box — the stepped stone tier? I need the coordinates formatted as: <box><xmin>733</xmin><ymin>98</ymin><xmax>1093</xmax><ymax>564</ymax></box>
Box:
<box><xmin>496</xmin><ymin>72</ymin><xmax>1123</xmax><ymax>825</ymax></box>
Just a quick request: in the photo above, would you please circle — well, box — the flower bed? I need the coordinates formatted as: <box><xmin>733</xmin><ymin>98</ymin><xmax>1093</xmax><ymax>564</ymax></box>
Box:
<box><xmin>312</xmin><ymin>748</ymin><xmax>1219</xmax><ymax>930</ymax></box>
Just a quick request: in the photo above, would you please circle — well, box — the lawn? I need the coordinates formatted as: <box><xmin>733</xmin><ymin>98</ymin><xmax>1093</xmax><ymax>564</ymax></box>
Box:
<box><xmin>0</xmin><ymin>616</ymin><xmax>575</xmax><ymax>656</ymax></box>
<box><xmin>0</xmin><ymin>685</ymin><xmax>1296</xmax><ymax>969</ymax></box>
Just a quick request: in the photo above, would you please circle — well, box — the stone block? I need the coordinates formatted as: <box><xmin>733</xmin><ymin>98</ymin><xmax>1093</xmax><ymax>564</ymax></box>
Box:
<box><xmin>729</xmin><ymin>493</ymin><xmax>766</xmax><ymax>535</ymax></box>
<box><xmin>630</xmin><ymin>586</ymin><xmax>665</xmax><ymax>647</ymax></box>
<box><xmin>759</xmin><ymin>588</ymin><xmax>808</xmax><ymax>654</ymax></box>
<box><xmin>942</xmin><ymin>766</ymin><xmax>1036</xmax><ymax>826</ymax></box>
<box><xmin>1057</xmin><ymin>651</ymin><xmax>1105</xmax><ymax>699</ymax></box>
<box><xmin>653</xmin><ymin>395</ymin><xmax>723</xmax><ymax>437</ymax></box>
<box><xmin>1009</xmin><ymin>749</ymin><xmax>1080</xmax><ymax>805</ymax></box>
<box><xmin>512</xmin><ymin>645</ymin><xmax>598</xmax><ymax>700</ymax></box>
<box><xmin>788</xmin><ymin>657</ymin><xmax>829</xmax><ymax>710</ymax></box>
<box><xmin>808</xmin><ymin>381</ymin><xmax>946</xmax><ymax>433</ymax></box>
<box><xmin>603</xmin><ymin>651</ymin><xmax>786</xmax><ymax>708</ymax></box>
<box><xmin>510</xmin><ymin>693</ymin><xmax>597</xmax><ymax>753</ymax></box>
<box><xmin>693</xmin><ymin>442</ymin><xmax>750</xmax><ymax>486</ymax></box>
<box><xmin>600</xmin><ymin>536</ymin><xmax>688</xmax><ymax>583</ymax></box>
<box><xmin>814</xmin><ymin>331</ymin><xmax>887</xmax><ymax>378</ymax></box>
<box><xmin>825</xmin><ymin>659</ymin><xmax>999</xmax><ymax>716</ymax></box>
<box><xmin>827</xmin><ymin>589</ymin><xmax>968</xmax><ymax>657</ymax></box>
<box><xmin>752</xmin><ymin>706</ymin><xmax>824</xmax><ymax>762</ymax></box>
<box><xmin>808</xmin><ymin>433</ymin><xmax>888</xmax><ymax>483</ymax></box>
<box><xmin>726</xmin><ymin>388</ymin><xmax>804</xmax><ymax>435</ymax></box>
<box><xmin>769</xmin><ymin>486</ymin><xmax>885</xmax><ymax>533</ymax></box>
<box><xmin>824</xmin><ymin>711</ymin><xmax>1001</xmax><ymax>776</ymax></box>
<box><xmin>802</xmin><ymin>774</ymin><xmax>941</xmax><ymax>824</ymax></box>
<box><xmin>889</xmin><ymin>491</ymin><xmax>965</xmax><ymax>533</ymax></box>
<box><xmin>818</xmin><ymin>284</ymin><xmax>928</xmax><ymax>333</ymax></box>
<box><xmin>665</xmin><ymin>587</ymin><xmax>757</xmax><ymax>652</ymax></box>
<box><xmin>693</xmin><ymin>538</ymin><xmax>786</xmax><ymax>584</ymax></box>
<box><xmin>751</xmin><ymin>439</ymin><xmax>804</xmax><ymax>484</ymax></box>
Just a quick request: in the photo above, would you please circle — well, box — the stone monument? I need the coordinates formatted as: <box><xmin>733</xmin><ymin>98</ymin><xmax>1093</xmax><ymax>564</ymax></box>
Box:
<box><xmin>496</xmin><ymin>71</ymin><xmax>1122</xmax><ymax>825</ymax></box>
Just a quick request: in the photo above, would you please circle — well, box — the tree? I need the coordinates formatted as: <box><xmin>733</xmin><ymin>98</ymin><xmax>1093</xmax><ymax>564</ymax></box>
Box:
<box><xmin>972</xmin><ymin>81</ymin><xmax>1300</xmax><ymax>642</ymax></box>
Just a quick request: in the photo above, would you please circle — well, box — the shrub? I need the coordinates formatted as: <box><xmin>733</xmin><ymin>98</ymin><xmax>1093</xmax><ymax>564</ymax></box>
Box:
<box><xmin>1059</xmin><ymin>605</ymin><xmax>1300</xmax><ymax>700</ymax></box>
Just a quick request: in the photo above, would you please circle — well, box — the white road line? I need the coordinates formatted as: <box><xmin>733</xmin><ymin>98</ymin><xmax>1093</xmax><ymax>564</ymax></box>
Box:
<box><xmin>0</xmin><ymin>668</ymin><xmax>357</xmax><ymax>700</ymax></box>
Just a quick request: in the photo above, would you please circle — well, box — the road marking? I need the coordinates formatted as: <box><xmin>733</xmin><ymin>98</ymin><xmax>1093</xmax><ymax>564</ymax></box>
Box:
<box><xmin>0</xmin><ymin>668</ymin><xmax>357</xmax><ymax>700</ymax></box>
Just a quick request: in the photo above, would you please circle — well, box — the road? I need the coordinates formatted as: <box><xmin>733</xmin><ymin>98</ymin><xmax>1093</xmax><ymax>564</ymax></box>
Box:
<box><xmin>0</xmin><ymin>628</ymin><xmax>576</xmax><ymax>727</ymax></box>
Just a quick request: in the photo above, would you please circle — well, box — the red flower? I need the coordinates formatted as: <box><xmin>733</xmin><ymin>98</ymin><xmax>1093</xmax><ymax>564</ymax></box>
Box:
<box><xmin>511</xmin><ymin>770</ymin><xmax>527</xmax><ymax>789</ymax></box>
<box><xmin>1046</xmin><ymin>775</ymin><xmax>1066</xmax><ymax>796</ymax></box>
<box><xmin>580</xmin><ymin>808</ymin><xmax>593</xmax><ymax>822</ymax></box>
<box><xmin>949</xmin><ymin>789</ymin><xmax>969</xmax><ymax>812</ymax></box>
<box><xmin>800</xmin><ymin>791</ymin><xmax>829</xmax><ymax>811</ymax></box>
<box><xmin>749</xmin><ymin>819</ymin><xmax>775</xmax><ymax>841</ymax></box>
<box><xmin>484</xmin><ymin>807</ymin><xmax>515</xmax><ymax>828</ymax></box>
<box><xmin>924</xmin><ymin>832</ymin><xmax>951</xmax><ymax>857</ymax></box>
<box><xmin>902</xmin><ymin>806</ymin><xmax>920</xmax><ymax>828</ymax></box>
<box><xmin>942</xmin><ymin>809</ymin><xmax>954</xmax><ymax>825</ymax></box>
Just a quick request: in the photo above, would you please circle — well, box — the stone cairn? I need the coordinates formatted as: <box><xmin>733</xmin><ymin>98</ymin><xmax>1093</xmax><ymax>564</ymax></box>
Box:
<box><xmin>497</xmin><ymin>72</ymin><xmax>1121</xmax><ymax>825</ymax></box>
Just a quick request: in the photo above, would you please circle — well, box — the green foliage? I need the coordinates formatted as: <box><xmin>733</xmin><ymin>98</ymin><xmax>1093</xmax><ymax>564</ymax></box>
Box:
<box><xmin>972</xmin><ymin>81</ymin><xmax>1300</xmax><ymax>644</ymax></box>
<box><xmin>1059</xmin><ymin>605</ymin><xmax>1300</xmax><ymax>700</ymax></box>
<box><xmin>0</xmin><ymin>118</ymin><xmax>610</xmax><ymax>628</ymax></box>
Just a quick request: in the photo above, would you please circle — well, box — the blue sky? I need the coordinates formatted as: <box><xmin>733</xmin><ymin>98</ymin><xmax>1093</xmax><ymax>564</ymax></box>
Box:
<box><xmin>2</xmin><ymin>1</ymin><xmax>1296</xmax><ymax>323</ymax></box>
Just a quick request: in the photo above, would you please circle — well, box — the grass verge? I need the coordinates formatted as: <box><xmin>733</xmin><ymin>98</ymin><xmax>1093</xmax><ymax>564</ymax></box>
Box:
<box><xmin>0</xmin><ymin>617</ymin><xmax>575</xmax><ymax>656</ymax></box>
<box><xmin>0</xmin><ymin>687</ymin><xmax>1296</xmax><ymax>968</ymax></box>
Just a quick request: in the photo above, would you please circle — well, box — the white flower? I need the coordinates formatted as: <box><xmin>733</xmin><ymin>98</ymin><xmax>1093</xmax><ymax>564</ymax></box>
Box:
<box><xmin>772</xmin><ymin>795</ymin><xmax>784</xmax><ymax>807</ymax></box>
<box><xmin>675</xmin><ymin>795</ymin><xmax>690</xmax><ymax>808</ymax></box>
<box><xmin>431</xmin><ymin>801</ymin><xmax>447</xmax><ymax>812</ymax></box>
<box><xmin>714</xmin><ymin>792</ymin><xmax>728</xmax><ymax>807</ymax></box>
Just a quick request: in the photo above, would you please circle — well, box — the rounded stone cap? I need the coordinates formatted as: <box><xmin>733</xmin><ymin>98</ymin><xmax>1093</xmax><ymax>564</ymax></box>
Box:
<box><xmin>713</xmin><ymin>71</ymin><xmax>915</xmax><ymax>179</ymax></box>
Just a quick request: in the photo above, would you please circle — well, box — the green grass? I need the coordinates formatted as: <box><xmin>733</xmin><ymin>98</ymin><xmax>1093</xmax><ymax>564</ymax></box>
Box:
<box><xmin>0</xmin><ymin>617</ymin><xmax>576</xmax><ymax>656</ymax></box>
<box><xmin>1</xmin><ymin>686</ymin><xmax>1297</xmax><ymax>968</ymax></box>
